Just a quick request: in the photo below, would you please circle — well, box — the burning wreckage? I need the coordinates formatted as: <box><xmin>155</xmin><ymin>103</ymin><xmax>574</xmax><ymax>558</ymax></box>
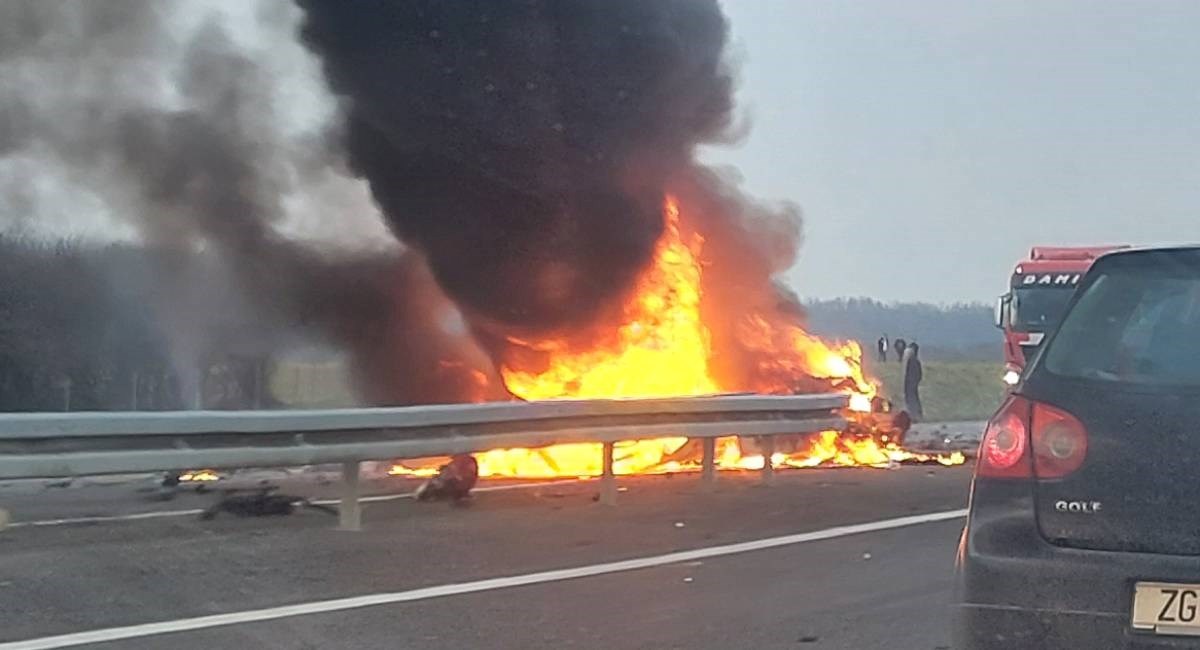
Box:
<box><xmin>393</xmin><ymin>198</ymin><xmax>963</xmax><ymax>494</ymax></box>
<box><xmin>287</xmin><ymin>3</ymin><xmax>963</xmax><ymax>488</ymax></box>
<box><xmin>15</xmin><ymin>0</ymin><xmax>968</xmax><ymax>515</ymax></box>
<box><xmin>176</xmin><ymin>1</ymin><xmax>963</xmax><ymax>513</ymax></box>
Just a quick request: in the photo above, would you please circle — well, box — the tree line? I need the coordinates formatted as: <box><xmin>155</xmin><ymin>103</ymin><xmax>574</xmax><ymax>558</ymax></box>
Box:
<box><xmin>802</xmin><ymin>297</ymin><xmax>999</xmax><ymax>361</ymax></box>
<box><xmin>0</xmin><ymin>237</ymin><xmax>274</xmax><ymax>411</ymax></box>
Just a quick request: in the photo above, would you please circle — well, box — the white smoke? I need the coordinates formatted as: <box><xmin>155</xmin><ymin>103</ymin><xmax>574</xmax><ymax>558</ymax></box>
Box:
<box><xmin>0</xmin><ymin>0</ymin><xmax>389</xmax><ymax>249</ymax></box>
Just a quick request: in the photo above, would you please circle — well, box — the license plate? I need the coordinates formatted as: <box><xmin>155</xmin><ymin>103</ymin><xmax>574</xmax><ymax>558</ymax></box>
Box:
<box><xmin>1133</xmin><ymin>582</ymin><xmax>1200</xmax><ymax>635</ymax></box>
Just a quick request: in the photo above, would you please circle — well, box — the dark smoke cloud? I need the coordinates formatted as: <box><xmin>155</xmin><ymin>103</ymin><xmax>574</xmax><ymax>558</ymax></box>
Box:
<box><xmin>296</xmin><ymin>0</ymin><xmax>736</xmax><ymax>332</ymax></box>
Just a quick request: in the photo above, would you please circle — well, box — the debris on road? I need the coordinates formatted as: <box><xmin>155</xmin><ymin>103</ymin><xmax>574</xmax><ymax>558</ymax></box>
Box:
<box><xmin>200</xmin><ymin>487</ymin><xmax>337</xmax><ymax>520</ymax></box>
<box><xmin>414</xmin><ymin>454</ymin><xmax>478</xmax><ymax>504</ymax></box>
<box><xmin>674</xmin><ymin>521</ymin><xmax>686</xmax><ymax>528</ymax></box>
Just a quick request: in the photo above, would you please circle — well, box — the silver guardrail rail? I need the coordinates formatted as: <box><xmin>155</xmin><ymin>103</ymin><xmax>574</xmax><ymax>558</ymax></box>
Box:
<box><xmin>0</xmin><ymin>393</ymin><xmax>848</xmax><ymax>529</ymax></box>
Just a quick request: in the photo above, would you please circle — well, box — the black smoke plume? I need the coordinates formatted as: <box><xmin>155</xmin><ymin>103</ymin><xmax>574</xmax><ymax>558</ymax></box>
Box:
<box><xmin>296</xmin><ymin>0</ymin><xmax>736</xmax><ymax>333</ymax></box>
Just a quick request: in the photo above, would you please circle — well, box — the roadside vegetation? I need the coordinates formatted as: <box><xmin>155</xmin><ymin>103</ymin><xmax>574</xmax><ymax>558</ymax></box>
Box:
<box><xmin>866</xmin><ymin>358</ymin><xmax>1006</xmax><ymax>422</ymax></box>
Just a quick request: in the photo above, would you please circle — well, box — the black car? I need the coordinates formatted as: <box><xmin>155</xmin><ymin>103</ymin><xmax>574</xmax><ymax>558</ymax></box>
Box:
<box><xmin>956</xmin><ymin>246</ymin><xmax>1200</xmax><ymax>649</ymax></box>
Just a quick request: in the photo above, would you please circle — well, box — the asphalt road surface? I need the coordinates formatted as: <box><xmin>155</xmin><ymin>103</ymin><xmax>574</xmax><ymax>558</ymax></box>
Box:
<box><xmin>0</xmin><ymin>463</ymin><xmax>974</xmax><ymax>650</ymax></box>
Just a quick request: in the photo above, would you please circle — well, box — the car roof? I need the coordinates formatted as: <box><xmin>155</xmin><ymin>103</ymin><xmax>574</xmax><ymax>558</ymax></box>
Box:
<box><xmin>1098</xmin><ymin>244</ymin><xmax>1200</xmax><ymax>258</ymax></box>
<box><xmin>1082</xmin><ymin>246</ymin><xmax>1200</xmax><ymax>278</ymax></box>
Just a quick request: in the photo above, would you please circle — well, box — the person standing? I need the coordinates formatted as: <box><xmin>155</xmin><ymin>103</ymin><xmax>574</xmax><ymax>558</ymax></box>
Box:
<box><xmin>876</xmin><ymin>334</ymin><xmax>889</xmax><ymax>363</ymax></box>
<box><xmin>894</xmin><ymin>337</ymin><xmax>907</xmax><ymax>363</ymax></box>
<box><xmin>903</xmin><ymin>342</ymin><xmax>924</xmax><ymax>421</ymax></box>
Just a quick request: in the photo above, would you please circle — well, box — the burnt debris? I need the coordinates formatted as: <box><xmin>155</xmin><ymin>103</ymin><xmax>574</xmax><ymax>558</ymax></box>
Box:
<box><xmin>200</xmin><ymin>486</ymin><xmax>338</xmax><ymax>520</ymax></box>
<box><xmin>414</xmin><ymin>454</ymin><xmax>480</xmax><ymax>503</ymax></box>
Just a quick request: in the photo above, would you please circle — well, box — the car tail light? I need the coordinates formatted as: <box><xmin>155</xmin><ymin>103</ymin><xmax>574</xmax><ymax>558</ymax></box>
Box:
<box><xmin>978</xmin><ymin>396</ymin><xmax>1032</xmax><ymax>478</ymax></box>
<box><xmin>977</xmin><ymin>396</ymin><xmax>1088</xmax><ymax>480</ymax></box>
<box><xmin>1031</xmin><ymin>401</ymin><xmax>1088</xmax><ymax>478</ymax></box>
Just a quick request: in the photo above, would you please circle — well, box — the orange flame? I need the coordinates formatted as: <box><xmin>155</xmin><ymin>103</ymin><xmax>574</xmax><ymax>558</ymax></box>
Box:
<box><xmin>387</xmin><ymin>196</ymin><xmax>967</xmax><ymax>481</ymax></box>
<box><xmin>500</xmin><ymin>198</ymin><xmax>717</xmax><ymax>400</ymax></box>
<box><xmin>462</xmin><ymin>198</ymin><xmax>714</xmax><ymax>477</ymax></box>
<box><xmin>179</xmin><ymin>469</ymin><xmax>220</xmax><ymax>482</ymax></box>
<box><xmin>736</xmin><ymin>314</ymin><xmax>876</xmax><ymax>412</ymax></box>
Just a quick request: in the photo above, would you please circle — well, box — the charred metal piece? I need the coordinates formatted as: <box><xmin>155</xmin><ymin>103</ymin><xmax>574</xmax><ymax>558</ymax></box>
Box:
<box><xmin>200</xmin><ymin>486</ymin><xmax>337</xmax><ymax>520</ymax></box>
<box><xmin>414</xmin><ymin>454</ymin><xmax>479</xmax><ymax>503</ymax></box>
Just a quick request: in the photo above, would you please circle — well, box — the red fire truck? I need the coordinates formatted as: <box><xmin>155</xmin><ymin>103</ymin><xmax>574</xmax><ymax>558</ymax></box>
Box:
<box><xmin>995</xmin><ymin>245</ymin><xmax>1128</xmax><ymax>386</ymax></box>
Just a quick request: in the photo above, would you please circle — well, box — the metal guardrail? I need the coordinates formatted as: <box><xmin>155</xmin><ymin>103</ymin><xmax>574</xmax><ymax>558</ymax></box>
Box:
<box><xmin>0</xmin><ymin>393</ymin><xmax>848</xmax><ymax>529</ymax></box>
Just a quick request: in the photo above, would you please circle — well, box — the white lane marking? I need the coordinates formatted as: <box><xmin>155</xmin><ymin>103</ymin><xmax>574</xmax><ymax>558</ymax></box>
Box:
<box><xmin>7</xmin><ymin>509</ymin><xmax>206</xmax><ymax>528</ymax></box>
<box><xmin>5</xmin><ymin>479</ymin><xmax>585</xmax><ymax>529</ymax></box>
<box><xmin>326</xmin><ymin>478</ymin><xmax>585</xmax><ymax>505</ymax></box>
<box><xmin>0</xmin><ymin>508</ymin><xmax>967</xmax><ymax>650</ymax></box>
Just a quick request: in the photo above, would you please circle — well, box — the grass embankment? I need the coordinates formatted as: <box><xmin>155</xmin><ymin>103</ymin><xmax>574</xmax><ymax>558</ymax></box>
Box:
<box><xmin>866</xmin><ymin>359</ymin><xmax>1006</xmax><ymax>422</ymax></box>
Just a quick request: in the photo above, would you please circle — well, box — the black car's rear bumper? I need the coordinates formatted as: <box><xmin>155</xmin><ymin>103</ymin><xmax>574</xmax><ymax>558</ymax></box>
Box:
<box><xmin>956</xmin><ymin>482</ymin><xmax>1200</xmax><ymax>649</ymax></box>
<box><xmin>957</xmin><ymin>602</ymin><xmax>1200</xmax><ymax>649</ymax></box>
<box><xmin>956</xmin><ymin>604</ymin><xmax>1132</xmax><ymax>649</ymax></box>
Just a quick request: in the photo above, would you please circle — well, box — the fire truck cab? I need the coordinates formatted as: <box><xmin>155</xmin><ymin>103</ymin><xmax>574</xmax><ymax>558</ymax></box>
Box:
<box><xmin>996</xmin><ymin>245</ymin><xmax>1128</xmax><ymax>386</ymax></box>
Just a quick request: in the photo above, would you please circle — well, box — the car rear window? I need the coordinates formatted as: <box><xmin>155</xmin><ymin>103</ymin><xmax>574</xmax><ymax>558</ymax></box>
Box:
<box><xmin>1043</xmin><ymin>254</ymin><xmax>1200</xmax><ymax>386</ymax></box>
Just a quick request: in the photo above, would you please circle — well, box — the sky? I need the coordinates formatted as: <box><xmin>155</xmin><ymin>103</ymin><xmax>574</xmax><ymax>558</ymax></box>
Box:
<box><xmin>707</xmin><ymin>0</ymin><xmax>1200</xmax><ymax>303</ymax></box>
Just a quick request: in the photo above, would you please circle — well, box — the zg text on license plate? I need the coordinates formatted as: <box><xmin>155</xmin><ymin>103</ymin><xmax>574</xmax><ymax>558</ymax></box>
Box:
<box><xmin>1133</xmin><ymin>582</ymin><xmax>1200</xmax><ymax>636</ymax></box>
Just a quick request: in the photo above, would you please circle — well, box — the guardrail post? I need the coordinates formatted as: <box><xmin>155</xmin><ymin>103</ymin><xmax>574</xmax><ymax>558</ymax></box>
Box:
<box><xmin>338</xmin><ymin>461</ymin><xmax>362</xmax><ymax>531</ymax></box>
<box><xmin>700</xmin><ymin>437</ymin><xmax>717</xmax><ymax>490</ymax></box>
<box><xmin>599</xmin><ymin>441</ymin><xmax>617</xmax><ymax>505</ymax></box>
<box><xmin>760</xmin><ymin>435</ymin><xmax>775</xmax><ymax>485</ymax></box>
